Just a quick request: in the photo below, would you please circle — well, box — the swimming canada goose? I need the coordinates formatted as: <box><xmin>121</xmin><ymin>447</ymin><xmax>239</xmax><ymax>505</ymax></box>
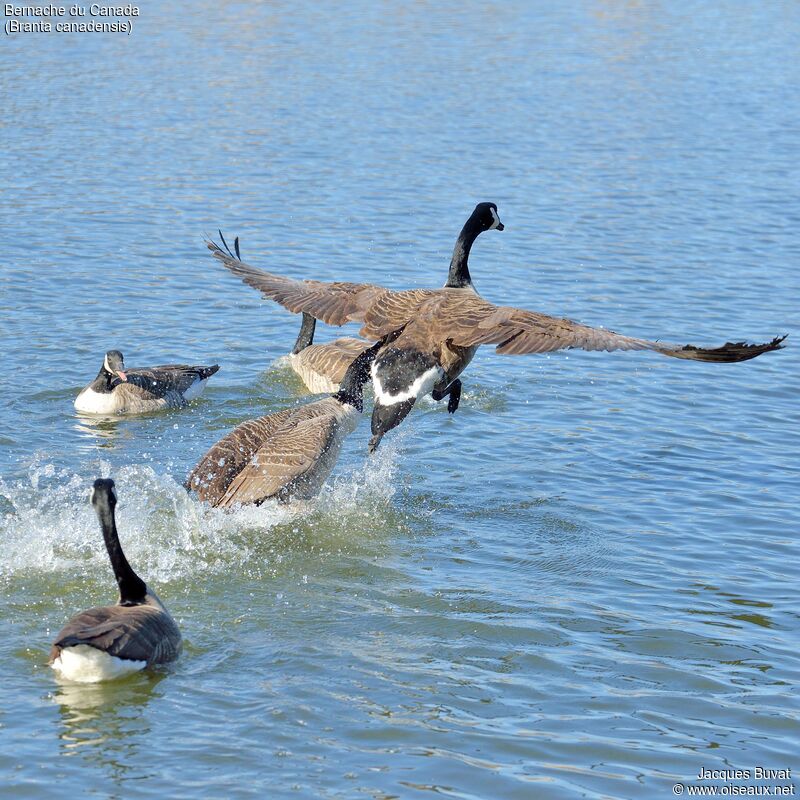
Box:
<box><xmin>75</xmin><ymin>350</ymin><xmax>219</xmax><ymax>414</ymax></box>
<box><xmin>289</xmin><ymin>312</ymin><xmax>373</xmax><ymax>393</ymax></box>
<box><xmin>50</xmin><ymin>479</ymin><xmax>182</xmax><ymax>683</ymax></box>
<box><xmin>209</xmin><ymin>203</ymin><xmax>786</xmax><ymax>452</ymax></box>
<box><xmin>186</xmin><ymin>338</ymin><xmax>384</xmax><ymax>507</ymax></box>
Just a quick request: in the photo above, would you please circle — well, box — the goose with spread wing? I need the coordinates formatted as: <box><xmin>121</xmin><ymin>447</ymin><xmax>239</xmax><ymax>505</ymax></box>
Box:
<box><xmin>50</xmin><ymin>479</ymin><xmax>182</xmax><ymax>683</ymax></box>
<box><xmin>209</xmin><ymin>203</ymin><xmax>785</xmax><ymax>452</ymax></box>
<box><xmin>75</xmin><ymin>350</ymin><xmax>219</xmax><ymax>414</ymax></box>
<box><xmin>186</xmin><ymin>338</ymin><xmax>384</xmax><ymax>507</ymax></box>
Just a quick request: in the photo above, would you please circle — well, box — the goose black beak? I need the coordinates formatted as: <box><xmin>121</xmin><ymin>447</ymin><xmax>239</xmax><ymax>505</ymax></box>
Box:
<box><xmin>496</xmin><ymin>222</ymin><xmax>505</xmax><ymax>231</ymax></box>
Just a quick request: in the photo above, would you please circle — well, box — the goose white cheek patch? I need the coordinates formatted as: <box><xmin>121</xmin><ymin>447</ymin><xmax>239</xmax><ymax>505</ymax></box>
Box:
<box><xmin>489</xmin><ymin>208</ymin><xmax>502</xmax><ymax>229</ymax></box>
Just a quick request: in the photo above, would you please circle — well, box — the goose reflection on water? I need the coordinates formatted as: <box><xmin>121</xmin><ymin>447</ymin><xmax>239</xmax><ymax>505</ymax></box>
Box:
<box><xmin>72</xmin><ymin>415</ymin><xmax>128</xmax><ymax>453</ymax></box>
<box><xmin>51</xmin><ymin>672</ymin><xmax>166</xmax><ymax>760</ymax></box>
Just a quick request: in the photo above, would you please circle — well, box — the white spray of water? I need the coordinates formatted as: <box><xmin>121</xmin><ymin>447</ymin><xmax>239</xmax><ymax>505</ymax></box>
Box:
<box><xmin>0</xmin><ymin>443</ymin><xmax>402</xmax><ymax>583</ymax></box>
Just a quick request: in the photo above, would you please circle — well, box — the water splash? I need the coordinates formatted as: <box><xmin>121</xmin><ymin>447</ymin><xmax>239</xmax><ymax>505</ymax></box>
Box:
<box><xmin>0</xmin><ymin>444</ymin><xmax>403</xmax><ymax>584</ymax></box>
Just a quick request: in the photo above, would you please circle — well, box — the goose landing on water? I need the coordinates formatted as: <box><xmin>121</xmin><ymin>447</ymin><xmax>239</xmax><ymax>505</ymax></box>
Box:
<box><xmin>186</xmin><ymin>338</ymin><xmax>385</xmax><ymax>507</ymax></box>
<box><xmin>50</xmin><ymin>479</ymin><xmax>181</xmax><ymax>683</ymax></box>
<box><xmin>208</xmin><ymin>202</ymin><xmax>786</xmax><ymax>452</ymax></box>
<box><xmin>74</xmin><ymin>350</ymin><xmax>219</xmax><ymax>414</ymax></box>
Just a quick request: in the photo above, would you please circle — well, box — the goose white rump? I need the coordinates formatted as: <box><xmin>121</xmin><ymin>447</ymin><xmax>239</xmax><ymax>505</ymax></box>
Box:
<box><xmin>51</xmin><ymin>644</ymin><xmax>146</xmax><ymax>683</ymax></box>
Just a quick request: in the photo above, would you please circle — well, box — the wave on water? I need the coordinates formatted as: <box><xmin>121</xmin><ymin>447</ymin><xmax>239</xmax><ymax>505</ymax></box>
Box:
<box><xmin>0</xmin><ymin>446</ymin><xmax>402</xmax><ymax>584</ymax></box>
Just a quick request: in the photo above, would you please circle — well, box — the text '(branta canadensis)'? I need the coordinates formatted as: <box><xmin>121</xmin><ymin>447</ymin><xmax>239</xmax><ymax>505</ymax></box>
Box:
<box><xmin>186</xmin><ymin>338</ymin><xmax>385</xmax><ymax>507</ymax></box>
<box><xmin>209</xmin><ymin>202</ymin><xmax>785</xmax><ymax>452</ymax></box>
<box><xmin>50</xmin><ymin>479</ymin><xmax>182</xmax><ymax>683</ymax></box>
<box><xmin>74</xmin><ymin>350</ymin><xmax>219</xmax><ymax>415</ymax></box>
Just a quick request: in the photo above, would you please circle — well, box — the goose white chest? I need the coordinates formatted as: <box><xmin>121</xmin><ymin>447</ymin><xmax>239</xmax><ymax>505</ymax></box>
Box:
<box><xmin>74</xmin><ymin>387</ymin><xmax>124</xmax><ymax>414</ymax></box>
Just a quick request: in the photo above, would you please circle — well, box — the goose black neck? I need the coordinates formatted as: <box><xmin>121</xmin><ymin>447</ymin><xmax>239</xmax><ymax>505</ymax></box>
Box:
<box><xmin>97</xmin><ymin>502</ymin><xmax>147</xmax><ymax>605</ymax></box>
<box><xmin>333</xmin><ymin>340</ymin><xmax>383</xmax><ymax>412</ymax></box>
<box><xmin>292</xmin><ymin>313</ymin><xmax>317</xmax><ymax>354</ymax></box>
<box><xmin>445</xmin><ymin>216</ymin><xmax>483</xmax><ymax>288</ymax></box>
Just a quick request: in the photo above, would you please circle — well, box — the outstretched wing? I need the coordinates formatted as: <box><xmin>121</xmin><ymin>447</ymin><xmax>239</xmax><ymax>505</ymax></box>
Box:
<box><xmin>437</xmin><ymin>295</ymin><xmax>786</xmax><ymax>362</ymax></box>
<box><xmin>208</xmin><ymin>236</ymin><xmax>385</xmax><ymax>326</ymax></box>
<box><xmin>208</xmin><ymin>235</ymin><xmax>437</xmax><ymax>333</ymax></box>
<box><xmin>217</xmin><ymin>412</ymin><xmax>338</xmax><ymax>507</ymax></box>
<box><xmin>443</xmin><ymin>297</ymin><xmax>786</xmax><ymax>362</ymax></box>
<box><xmin>209</xmin><ymin>235</ymin><xmax>786</xmax><ymax>364</ymax></box>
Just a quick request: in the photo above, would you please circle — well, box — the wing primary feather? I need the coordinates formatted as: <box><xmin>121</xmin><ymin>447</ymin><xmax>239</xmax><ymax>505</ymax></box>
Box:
<box><xmin>218</xmin><ymin>230</ymin><xmax>234</xmax><ymax>259</ymax></box>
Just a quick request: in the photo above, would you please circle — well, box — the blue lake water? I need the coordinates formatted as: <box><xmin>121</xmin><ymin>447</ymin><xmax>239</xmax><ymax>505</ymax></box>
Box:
<box><xmin>1</xmin><ymin>2</ymin><xmax>799</xmax><ymax>798</ymax></box>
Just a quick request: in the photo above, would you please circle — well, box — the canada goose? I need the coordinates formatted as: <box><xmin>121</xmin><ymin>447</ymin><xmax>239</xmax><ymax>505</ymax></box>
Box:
<box><xmin>289</xmin><ymin>312</ymin><xmax>373</xmax><ymax>393</ymax></box>
<box><xmin>186</xmin><ymin>338</ymin><xmax>384</xmax><ymax>507</ymax></box>
<box><xmin>50</xmin><ymin>479</ymin><xmax>182</xmax><ymax>683</ymax></box>
<box><xmin>75</xmin><ymin>350</ymin><xmax>219</xmax><ymax>414</ymax></box>
<box><xmin>208</xmin><ymin>203</ymin><xmax>786</xmax><ymax>452</ymax></box>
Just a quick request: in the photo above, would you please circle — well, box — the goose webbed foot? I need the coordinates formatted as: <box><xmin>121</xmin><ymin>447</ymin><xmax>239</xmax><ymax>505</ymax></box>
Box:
<box><xmin>432</xmin><ymin>379</ymin><xmax>462</xmax><ymax>414</ymax></box>
<box><xmin>446</xmin><ymin>379</ymin><xmax>462</xmax><ymax>413</ymax></box>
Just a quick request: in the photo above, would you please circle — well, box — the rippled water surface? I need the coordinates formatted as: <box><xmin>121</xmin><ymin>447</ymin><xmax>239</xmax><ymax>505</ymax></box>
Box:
<box><xmin>2</xmin><ymin>3</ymin><xmax>799</xmax><ymax>798</ymax></box>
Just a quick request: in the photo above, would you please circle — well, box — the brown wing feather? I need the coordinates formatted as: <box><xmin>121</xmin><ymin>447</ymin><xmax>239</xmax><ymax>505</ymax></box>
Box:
<box><xmin>217</xmin><ymin>411</ymin><xmax>338</xmax><ymax>507</ymax></box>
<box><xmin>208</xmin><ymin>240</ymin><xmax>387</xmax><ymax>326</ymax></box>
<box><xmin>359</xmin><ymin>289</ymin><xmax>442</xmax><ymax>338</ymax></box>
<box><xmin>186</xmin><ymin>406</ymin><xmax>299</xmax><ymax>504</ymax></box>
<box><xmin>419</xmin><ymin>295</ymin><xmax>786</xmax><ymax>363</ymax></box>
<box><xmin>50</xmin><ymin>605</ymin><xmax>181</xmax><ymax>665</ymax></box>
<box><xmin>209</xmin><ymin>237</ymin><xmax>444</xmax><ymax>336</ymax></box>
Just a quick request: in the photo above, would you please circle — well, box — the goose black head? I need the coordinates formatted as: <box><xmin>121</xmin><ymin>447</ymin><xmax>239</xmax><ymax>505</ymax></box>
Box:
<box><xmin>471</xmin><ymin>202</ymin><xmax>504</xmax><ymax>232</ymax></box>
<box><xmin>91</xmin><ymin>478</ymin><xmax>117</xmax><ymax>510</ymax></box>
<box><xmin>103</xmin><ymin>350</ymin><xmax>128</xmax><ymax>382</ymax></box>
<box><xmin>446</xmin><ymin>203</ymin><xmax>504</xmax><ymax>289</ymax></box>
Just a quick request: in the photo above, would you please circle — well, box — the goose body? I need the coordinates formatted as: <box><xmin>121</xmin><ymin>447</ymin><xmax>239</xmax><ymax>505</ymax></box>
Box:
<box><xmin>209</xmin><ymin>203</ymin><xmax>785</xmax><ymax>451</ymax></box>
<box><xmin>288</xmin><ymin>313</ymin><xmax>373</xmax><ymax>393</ymax></box>
<box><xmin>187</xmin><ymin>340</ymin><xmax>381</xmax><ymax>507</ymax></box>
<box><xmin>75</xmin><ymin>350</ymin><xmax>219</xmax><ymax>415</ymax></box>
<box><xmin>50</xmin><ymin>479</ymin><xmax>181</xmax><ymax>683</ymax></box>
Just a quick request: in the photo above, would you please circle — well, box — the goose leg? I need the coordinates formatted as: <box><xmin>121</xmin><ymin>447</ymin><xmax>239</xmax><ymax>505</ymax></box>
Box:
<box><xmin>432</xmin><ymin>378</ymin><xmax>462</xmax><ymax>414</ymax></box>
